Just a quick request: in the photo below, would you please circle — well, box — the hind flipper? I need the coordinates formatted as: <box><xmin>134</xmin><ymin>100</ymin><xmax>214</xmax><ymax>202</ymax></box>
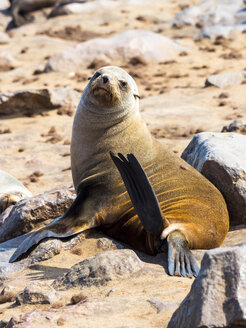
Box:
<box><xmin>110</xmin><ymin>152</ymin><xmax>167</xmax><ymax>235</ymax></box>
<box><xmin>167</xmin><ymin>230</ymin><xmax>199</xmax><ymax>278</ymax></box>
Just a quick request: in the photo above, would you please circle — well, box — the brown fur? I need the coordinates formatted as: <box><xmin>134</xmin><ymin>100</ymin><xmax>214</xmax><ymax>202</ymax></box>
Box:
<box><xmin>10</xmin><ymin>66</ymin><xmax>229</xmax><ymax>264</ymax></box>
<box><xmin>68</xmin><ymin>66</ymin><xmax>229</xmax><ymax>254</ymax></box>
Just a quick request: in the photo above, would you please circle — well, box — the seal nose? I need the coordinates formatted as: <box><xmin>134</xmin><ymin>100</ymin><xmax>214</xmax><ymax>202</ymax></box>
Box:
<box><xmin>103</xmin><ymin>75</ymin><xmax>109</xmax><ymax>84</ymax></box>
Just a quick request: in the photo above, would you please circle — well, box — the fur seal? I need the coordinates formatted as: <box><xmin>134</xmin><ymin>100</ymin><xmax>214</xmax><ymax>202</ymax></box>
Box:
<box><xmin>0</xmin><ymin>170</ymin><xmax>32</xmax><ymax>214</ymax></box>
<box><xmin>10</xmin><ymin>66</ymin><xmax>229</xmax><ymax>278</ymax></box>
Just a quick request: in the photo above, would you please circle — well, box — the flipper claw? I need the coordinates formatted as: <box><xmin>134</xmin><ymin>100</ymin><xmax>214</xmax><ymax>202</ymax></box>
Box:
<box><xmin>167</xmin><ymin>230</ymin><xmax>199</xmax><ymax>278</ymax></box>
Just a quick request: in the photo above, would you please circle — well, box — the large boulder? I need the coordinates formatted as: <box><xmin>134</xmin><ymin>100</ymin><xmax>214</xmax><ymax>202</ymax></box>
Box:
<box><xmin>52</xmin><ymin>249</ymin><xmax>144</xmax><ymax>290</ymax></box>
<box><xmin>45</xmin><ymin>30</ymin><xmax>187</xmax><ymax>72</ymax></box>
<box><xmin>181</xmin><ymin>132</ymin><xmax>246</xmax><ymax>224</ymax></box>
<box><xmin>0</xmin><ymin>87</ymin><xmax>80</xmax><ymax>116</ymax></box>
<box><xmin>0</xmin><ymin>185</ymin><xmax>76</xmax><ymax>243</ymax></box>
<box><xmin>168</xmin><ymin>242</ymin><xmax>246</xmax><ymax>328</ymax></box>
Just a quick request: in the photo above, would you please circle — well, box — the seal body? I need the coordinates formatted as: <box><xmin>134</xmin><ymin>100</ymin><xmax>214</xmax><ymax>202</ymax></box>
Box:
<box><xmin>10</xmin><ymin>66</ymin><xmax>229</xmax><ymax>277</ymax></box>
<box><xmin>0</xmin><ymin>170</ymin><xmax>32</xmax><ymax>213</ymax></box>
<box><xmin>70</xmin><ymin>66</ymin><xmax>229</xmax><ymax>254</ymax></box>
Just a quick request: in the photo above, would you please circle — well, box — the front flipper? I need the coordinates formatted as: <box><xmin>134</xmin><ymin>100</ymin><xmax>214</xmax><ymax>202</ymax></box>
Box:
<box><xmin>110</xmin><ymin>152</ymin><xmax>165</xmax><ymax>235</ymax></box>
<box><xmin>167</xmin><ymin>230</ymin><xmax>199</xmax><ymax>278</ymax></box>
<box><xmin>9</xmin><ymin>225</ymin><xmax>74</xmax><ymax>263</ymax></box>
<box><xmin>9</xmin><ymin>184</ymin><xmax>97</xmax><ymax>263</ymax></box>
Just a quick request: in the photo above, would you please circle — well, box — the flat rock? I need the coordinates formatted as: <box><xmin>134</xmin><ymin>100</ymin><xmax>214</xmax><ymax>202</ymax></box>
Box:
<box><xmin>0</xmin><ymin>185</ymin><xmax>76</xmax><ymax>243</ymax></box>
<box><xmin>181</xmin><ymin>132</ymin><xmax>246</xmax><ymax>224</ymax></box>
<box><xmin>52</xmin><ymin>249</ymin><xmax>144</xmax><ymax>290</ymax></box>
<box><xmin>168</xmin><ymin>242</ymin><xmax>246</xmax><ymax>328</ymax></box>
<box><xmin>16</xmin><ymin>282</ymin><xmax>59</xmax><ymax>305</ymax></box>
<box><xmin>45</xmin><ymin>30</ymin><xmax>187</xmax><ymax>72</ymax></box>
<box><xmin>205</xmin><ymin>71</ymin><xmax>246</xmax><ymax>88</ymax></box>
<box><xmin>0</xmin><ymin>87</ymin><xmax>80</xmax><ymax>116</ymax></box>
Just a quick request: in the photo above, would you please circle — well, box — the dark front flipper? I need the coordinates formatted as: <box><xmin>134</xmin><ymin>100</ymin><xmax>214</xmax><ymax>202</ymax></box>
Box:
<box><xmin>167</xmin><ymin>230</ymin><xmax>199</xmax><ymax>278</ymax></box>
<box><xmin>10</xmin><ymin>183</ymin><xmax>97</xmax><ymax>263</ymax></box>
<box><xmin>110</xmin><ymin>152</ymin><xmax>165</xmax><ymax>236</ymax></box>
<box><xmin>9</xmin><ymin>225</ymin><xmax>74</xmax><ymax>263</ymax></box>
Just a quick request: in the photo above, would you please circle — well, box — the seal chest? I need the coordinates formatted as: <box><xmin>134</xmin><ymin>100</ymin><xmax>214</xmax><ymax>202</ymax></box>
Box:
<box><xmin>10</xmin><ymin>66</ymin><xmax>229</xmax><ymax>278</ymax></box>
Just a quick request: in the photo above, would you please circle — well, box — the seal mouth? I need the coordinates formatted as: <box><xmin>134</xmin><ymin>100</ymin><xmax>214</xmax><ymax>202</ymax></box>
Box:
<box><xmin>92</xmin><ymin>86</ymin><xmax>111</xmax><ymax>97</ymax></box>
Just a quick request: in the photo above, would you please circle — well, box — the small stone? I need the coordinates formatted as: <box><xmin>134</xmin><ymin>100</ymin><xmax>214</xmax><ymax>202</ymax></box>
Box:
<box><xmin>16</xmin><ymin>282</ymin><xmax>59</xmax><ymax>305</ymax></box>
<box><xmin>52</xmin><ymin>250</ymin><xmax>144</xmax><ymax>290</ymax></box>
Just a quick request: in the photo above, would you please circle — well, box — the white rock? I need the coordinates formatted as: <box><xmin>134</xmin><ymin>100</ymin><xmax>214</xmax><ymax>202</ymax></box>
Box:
<box><xmin>205</xmin><ymin>71</ymin><xmax>246</xmax><ymax>88</ymax></box>
<box><xmin>45</xmin><ymin>30</ymin><xmax>187</xmax><ymax>72</ymax></box>
<box><xmin>181</xmin><ymin>132</ymin><xmax>246</xmax><ymax>224</ymax></box>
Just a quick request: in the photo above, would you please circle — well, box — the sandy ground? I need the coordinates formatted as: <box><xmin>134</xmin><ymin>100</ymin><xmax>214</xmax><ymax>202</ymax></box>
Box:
<box><xmin>0</xmin><ymin>0</ymin><xmax>246</xmax><ymax>326</ymax></box>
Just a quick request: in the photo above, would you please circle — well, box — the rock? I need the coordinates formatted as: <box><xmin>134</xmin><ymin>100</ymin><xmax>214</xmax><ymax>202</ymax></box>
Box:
<box><xmin>147</xmin><ymin>298</ymin><xmax>179</xmax><ymax>313</ymax></box>
<box><xmin>96</xmin><ymin>237</ymin><xmax>126</xmax><ymax>251</ymax></box>
<box><xmin>45</xmin><ymin>30</ymin><xmax>187</xmax><ymax>73</ymax></box>
<box><xmin>0</xmin><ymin>51</ymin><xmax>15</xmax><ymax>71</ymax></box>
<box><xmin>0</xmin><ymin>320</ymin><xmax>8</xmax><ymax>328</ymax></box>
<box><xmin>0</xmin><ymin>31</ymin><xmax>10</xmax><ymax>44</ymax></box>
<box><xmin>205</xmin><ymin>71</ymin><xmax>246</xmax><ymax>88</ymax></box>
<box><xmin>0</xmin><ymin>185</ymin><xmax>76</xmax><ymax>243</ymax></box>
<box><xmin>199</xmin><ymin>24</ymin><xmax>246</xmax><ymax>39</ymax></box>
<box><xmin>0</xmin><ymin>229</ymin><xmax>85</xmax><ymax>279</ymax></box>
<box><xmin>16</xmin><ymin>282</ymin><xmax>59</xmax><ymax>305</ymax></box>
<box><xmin>52</xmin><ymin>249</ymin><xmax>144</xmax><ymax>290</ymax></box>
<box><xmin>222</xmin><ymin>119</ymin><xmax>246</xmax><ymax>134</ymax></box>
<box><xmin>173</xmin><ymin>0</ymin><xmax>245</xmax><ymax>27</ymax></box>
<box><xmin>181</xmin><ymin>132</ymin><xmax>246</xmax><ymax>224</ymax></box>
<box><xmin>0</xmin><ymin>87</ymin><xmax>80</xmax><ymax>116</ymax></box>
<box><xmin>173</xmin><ymin>0</ymin><xmax>246</xmax><ymax>39</ymax></box>
<box><xmin>168</xmin><ymin>242</ymin><xmax>246</xmax><ymax>328</ymax></box>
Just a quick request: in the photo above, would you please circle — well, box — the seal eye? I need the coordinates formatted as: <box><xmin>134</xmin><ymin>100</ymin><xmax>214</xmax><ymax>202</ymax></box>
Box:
<box><xmin>119</xmin><ymin>80</ymin><xmax>127</xmax><ymax>89</ymax></box>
